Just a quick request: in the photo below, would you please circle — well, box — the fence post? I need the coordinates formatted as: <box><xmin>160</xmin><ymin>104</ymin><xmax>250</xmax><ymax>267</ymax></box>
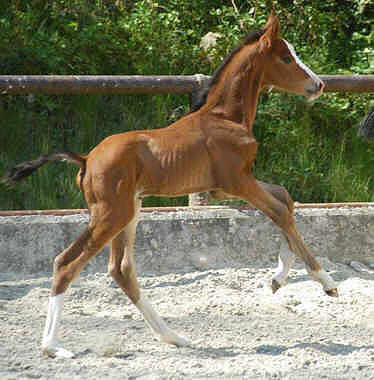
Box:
<box><xmin>188</xmin><ymin>74</ymin><xmax>211</xmax><ymax>206</ymax></box>
<box><xmin>188</xmin><ymin>192</ymin><xmax>211</xmax><ymax>206</ymax></box>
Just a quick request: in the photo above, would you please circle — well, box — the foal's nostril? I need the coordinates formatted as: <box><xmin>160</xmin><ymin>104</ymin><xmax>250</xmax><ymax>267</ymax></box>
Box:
<box><xmin>313</xmin><ymin>80</ymin><xmax>324</xmax><ymax>93</ymax></box>
<box><xmin>304</xmin><ymin>79</ymin><xmax>324</xmax><ymax>100</ymax></box>
<box><xmin>305</xmin><ymin>79</ymin><xmax>324</xmax><ymax>96</ymax></box>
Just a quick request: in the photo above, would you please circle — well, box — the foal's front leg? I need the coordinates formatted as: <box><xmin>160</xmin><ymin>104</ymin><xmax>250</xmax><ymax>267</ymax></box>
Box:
<box><xmin>231</xmin><ymin>174</ymin><xmax>338</xmax><ymax>296</ymax></box>
<box><xmin>257</xmin><ymin>179</ymin><xmax>337</xmax><ymax>296</ymax></box>
<box><xmin>212</xmin><ymin>181</ymin><xmax>297</xmax><ymax>293</ymax></box>
<box><xmin>255</xmin><ymin>181</ymin><xmax>296</xmax><ymax>292</ymax></box>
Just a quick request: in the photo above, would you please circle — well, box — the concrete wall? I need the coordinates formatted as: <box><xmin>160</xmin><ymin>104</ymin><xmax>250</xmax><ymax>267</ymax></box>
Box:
<box><xmin>0</xmin><ymin>206</ymin><xmax>373</xmax><ymax>275</ymax></box>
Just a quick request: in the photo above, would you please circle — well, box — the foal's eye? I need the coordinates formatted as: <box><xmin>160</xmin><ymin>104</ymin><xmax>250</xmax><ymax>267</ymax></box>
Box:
<box><xmin>282</xmin><ymin>56</ymin><xmax>292</xmax><ymax>64</ymax></box>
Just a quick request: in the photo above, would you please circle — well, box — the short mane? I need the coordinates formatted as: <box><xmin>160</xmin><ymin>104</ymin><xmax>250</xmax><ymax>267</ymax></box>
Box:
<box><xmin>189</xmin><ymin>29</ymin><xmax>265</xmax><ymax>113</ymax></box>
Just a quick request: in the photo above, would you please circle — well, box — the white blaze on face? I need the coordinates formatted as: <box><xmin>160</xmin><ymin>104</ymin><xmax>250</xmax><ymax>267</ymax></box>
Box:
<box><xmin>282</xmin><ymin>39</ymin><xmax>323</xmax><ymax>99</ymax></box>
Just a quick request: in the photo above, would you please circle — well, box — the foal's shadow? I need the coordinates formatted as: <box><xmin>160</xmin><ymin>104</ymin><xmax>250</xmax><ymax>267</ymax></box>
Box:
<box><xmin>72</xmin><ymin>344</ymin><xmax>239</xmax><ymax>360</ymax></box>
<box><xmin>189</xmin><ymin>345</ymin><xmax>240</xmax><ymax>359</ymax></box>
<box><xmin>70</xmin><ymin>340</ymin><xmax>372</xmax><ymax>361</ymax></box>
<box><xmin>254</xmin><ymin>341</ymin><xmax>374</xmax><ymax>356</ymax></box>
<box><xmin>285</xmin><ymin>264</ymin><xmax>374</xmax><ymax>287</ymax></box>
<box><xmin>0</xmin><ymin>278</ymin><xmax>50</xmax><ymax>300</ymax></box>
<box><xmin>142</xmin><ymin>271</ymin><xmax>224</xmax><ymax>289</ymax></box>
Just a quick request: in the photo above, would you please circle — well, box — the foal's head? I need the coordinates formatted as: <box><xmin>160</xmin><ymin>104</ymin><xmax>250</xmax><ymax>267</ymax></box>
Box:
<box><xmin>258</xmin><ymin>13</ymin><xmax>324</xmax><ymax>100</ymax></box>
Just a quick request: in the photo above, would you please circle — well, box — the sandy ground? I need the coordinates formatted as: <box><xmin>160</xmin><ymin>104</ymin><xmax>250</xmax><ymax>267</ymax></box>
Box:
<box><xmin>1</xmin><ymin>258</ymin><xmax>374</xmax><ymax>380</ymax></box>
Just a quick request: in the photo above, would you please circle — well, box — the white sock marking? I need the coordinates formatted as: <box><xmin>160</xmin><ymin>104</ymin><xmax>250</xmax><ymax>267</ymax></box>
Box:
<box><xmin>310</xmin><ymin>269</ymin><xmax>337</xmax><ymax>291</ymax></box>
<box><xmin>135</xmin><ymin>295</ymin><xmax>189</xmax><ymax>346</ymax></box>
<box><xmin>42</xmin><ymin>295</ymin><xmax>63</xmax><ymax>348</ymax></box>
<box><xmin>42</xmin><ymin>294</ymin><xmax>74</xmax><ymax>358</ymax></box>
<box><xmin>272</xmin><ymin>243</ymin><xmax>295</xmax><ymax>286</ymax></box>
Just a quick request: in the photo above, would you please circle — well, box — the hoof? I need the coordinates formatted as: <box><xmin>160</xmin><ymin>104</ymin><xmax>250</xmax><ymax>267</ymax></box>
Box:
<box><xmin>325</xmin><ymin>288</ymin><xmax>338</xmax><ymax>297</ymax></box>
<box><xmin>42</xmin><ymin>346</ymin><xmax>75</xmax><ymax>359</ymax></box>
<box><xmin>159</xmin><ymin>331</ymin><xmax>190</xmax><ymax>347</ymax></box>
<box><xmin>271</xmin><ymin>279</ymin><xmax>282</xmax><ymax>294</ymax></box>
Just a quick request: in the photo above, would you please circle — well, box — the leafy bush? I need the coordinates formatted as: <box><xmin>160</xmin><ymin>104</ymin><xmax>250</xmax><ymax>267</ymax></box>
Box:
<box><xmin>0</xmin><ymin>0</ymin><xmax>372</xmax><ymax>209</ymax></box>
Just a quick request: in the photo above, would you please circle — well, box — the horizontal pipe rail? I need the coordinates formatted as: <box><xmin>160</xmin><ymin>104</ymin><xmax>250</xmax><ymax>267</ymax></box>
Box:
<box><xmin>0</xmin><ymin>75</ymin><xmax>207</xmax><ymax>95</ymax></box>
<box><xmin>321</xmin><ymin>75</ymin><xmax>374</xmax><ymax>93</ymax></box>
<box><xmin>0</xmin><ymin>75</ymin><xmax>373</xmax><ymax>95</ymax></box>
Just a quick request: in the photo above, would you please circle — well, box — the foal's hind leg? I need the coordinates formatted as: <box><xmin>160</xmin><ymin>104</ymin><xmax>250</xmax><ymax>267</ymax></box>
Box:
<box><xmin>231</xmin><ymin>174</ymin><xmax>338</xmax><ymax>296</ymax></box>
<box><xmin>42</xmin><ymin>206</ymin><xmax>130</xmax><ymax>358</ymax></box>
<box><xmin>108</xmin><ymin>198</ymin><xmax>189</xmax><ymax>347</ymax></box>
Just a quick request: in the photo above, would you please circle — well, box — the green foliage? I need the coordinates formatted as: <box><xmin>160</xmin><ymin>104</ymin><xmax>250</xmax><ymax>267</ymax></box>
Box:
<box><xmin>0</xmin><ymin>0</ymin><xmax>373</xmax><ymax>209</ymax></box>
<box><xmin>253</xmin><ymin>92</ymin><xmax>373</xmax><ymax>203</ymax></box>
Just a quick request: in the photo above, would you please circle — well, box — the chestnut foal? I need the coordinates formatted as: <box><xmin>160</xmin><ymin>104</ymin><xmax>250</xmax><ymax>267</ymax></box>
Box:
<box><xmin>3</xmin><ymin>13</ymin><xmax>337</xmax><ymax>358</ymax></box>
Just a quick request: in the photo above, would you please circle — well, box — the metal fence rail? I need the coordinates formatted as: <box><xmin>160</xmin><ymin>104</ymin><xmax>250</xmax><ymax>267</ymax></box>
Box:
<box><xmin>1</xmin><ymin>74</ymin><xmax>374</xmax><ymax>95</ymax></box>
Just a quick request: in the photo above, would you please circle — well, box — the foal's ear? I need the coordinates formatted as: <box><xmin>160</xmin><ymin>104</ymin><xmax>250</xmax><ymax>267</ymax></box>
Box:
<box><xmin>259</xmin><ymin>11</ymin><xmax>281</xmax><ymax>50</ymax></box>
<box><xmin>264</xmin><ymin>11</ymin><xmax>280</xmax><ymax>39</ymax></box>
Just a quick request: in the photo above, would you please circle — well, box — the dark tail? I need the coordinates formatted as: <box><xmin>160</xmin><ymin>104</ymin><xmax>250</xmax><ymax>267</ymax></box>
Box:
<box><xmin>2</xmin><ymin>151</ymin><xmax>86</xmax><ymax>186</ymax></box>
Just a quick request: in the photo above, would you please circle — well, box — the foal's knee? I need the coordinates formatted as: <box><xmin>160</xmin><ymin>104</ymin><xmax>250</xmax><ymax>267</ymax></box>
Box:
<box><xmin>53</xmin><ymin>253</ymin><xmax>75</xmax><ymax>283</ymax></box>
<box><xmin>260</xmin><ymin>181</ymin><xmax>294</xmax><ymax>214</ymax></box>
<box><xmin>271</xmin><ymin>185</ymin><xmax>294</xmax><ymax>214</ymax></box>
<box><xmin>273</xmin><ymin>203</ymin><xmax>295</xmax><ymax>231</ymax></box>
<box><xmin>277</xmin><ymin>186</ymin><xmax>294</xmax><ymax>214</ymax></box>
<box><xmin>51</xmin><ymin>255</ymin><xmax>76</xmax><ymax>295</ymax></box>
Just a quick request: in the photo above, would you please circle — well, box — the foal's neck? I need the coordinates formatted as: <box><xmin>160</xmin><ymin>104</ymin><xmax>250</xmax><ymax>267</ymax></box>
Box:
<box><xmin>201</xmin><ymin>44</ymin><xmax>264</xmax><ymax>133</ymax></box>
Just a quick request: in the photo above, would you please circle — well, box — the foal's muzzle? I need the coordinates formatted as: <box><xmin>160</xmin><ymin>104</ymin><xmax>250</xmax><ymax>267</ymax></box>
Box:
<box><xmin>305</xmin><ymin>78</ymin><xmax>324</xmax><ymax>100</ymax></box>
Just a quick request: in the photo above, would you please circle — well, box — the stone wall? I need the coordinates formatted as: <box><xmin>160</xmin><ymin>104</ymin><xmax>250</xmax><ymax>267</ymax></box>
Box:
<box><xmin>0</xmin><ymin>206</ymin><xmax>373</xmax><ymax>275</ymax></box>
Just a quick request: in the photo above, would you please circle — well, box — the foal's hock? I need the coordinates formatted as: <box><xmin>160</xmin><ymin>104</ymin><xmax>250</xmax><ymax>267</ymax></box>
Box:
<box><xmin>3</xmin><ymin>12</ymin><xmax>337</xmax><ymax>359</ymax></box>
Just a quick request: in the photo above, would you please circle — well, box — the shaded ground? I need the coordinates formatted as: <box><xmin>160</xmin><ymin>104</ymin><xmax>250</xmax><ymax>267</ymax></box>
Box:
<box><xmin>1</xmin><ymin>259</ymin><xmax>374</xmax><ymax>379</ymax></box>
